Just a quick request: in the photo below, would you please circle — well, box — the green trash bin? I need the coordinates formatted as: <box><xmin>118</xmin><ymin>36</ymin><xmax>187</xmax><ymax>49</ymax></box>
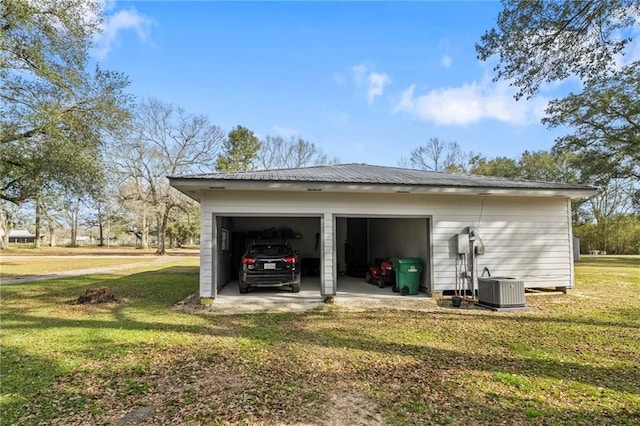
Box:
<box><xmin>393</xmin><ymin>258</ymin><xmax>424</xmax><ymax>296</ymax></box>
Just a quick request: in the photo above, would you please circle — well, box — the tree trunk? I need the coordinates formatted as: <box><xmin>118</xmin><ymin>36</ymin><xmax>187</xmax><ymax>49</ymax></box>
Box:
<box><xmin>70</xmin><ymin>199</ymin><xmax>80</xmax><ymax>246</ymax></box>
<box><xmin>106</xmin><ymin>218</ymin><xmax>111</xmax><ymax>247</ymax></box>
<box><xmin>49</xmin><ymin>226</ymin><xmax>57</xmax><ymax>247</ymax></box>
<box><xmin>98</xmin><ymin>220</ymin><xmax>104</xmax><ymax>246</ymax></box>
<box><xmin>141</xmin><ymin>211</ymin><xmax>149</xmax><ymax>249</ymax></box>
<box><xmin>47</xmin><ymin>217</ymin><xmax>57</xmax><ymax>247</ymax></box>
<box><xmin>0</xmin><ymin>220</ymin><xmax>9</xmax><ymax>250</ymax></box>
<box><xmin>155</xmin><ymin>211</ymin><xmax>167</xmax><ymax>255</ymax></box>
<box><xmin>35</xmin><ymin>199</ymin><xmax>42</xmax><ymax>248</ymax></box>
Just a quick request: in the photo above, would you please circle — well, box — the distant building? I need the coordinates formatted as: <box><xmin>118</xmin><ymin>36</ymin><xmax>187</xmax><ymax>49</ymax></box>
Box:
<box><xmin>76</xmin><ymin>236</ymin><xmax>92</xmax><ymax>245</ymax></box>
<box><xmin>1</xmin><ymin>229</ymin><xmax>37</xmax><ymax>244</ymax></box>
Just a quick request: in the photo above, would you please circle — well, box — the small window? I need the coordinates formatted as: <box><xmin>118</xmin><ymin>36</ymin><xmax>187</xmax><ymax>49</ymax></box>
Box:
<box><xmin>220</xmin><ymin>228</ymin><xmax>230</xmax><ymax>251</ymax></box>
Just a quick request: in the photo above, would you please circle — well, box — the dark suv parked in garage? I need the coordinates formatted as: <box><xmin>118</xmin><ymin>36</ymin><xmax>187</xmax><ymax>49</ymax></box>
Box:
<box><xmin>239</xmin><ymin>240</ymin><xmax>300</xmax><ymax>293</ymax></box>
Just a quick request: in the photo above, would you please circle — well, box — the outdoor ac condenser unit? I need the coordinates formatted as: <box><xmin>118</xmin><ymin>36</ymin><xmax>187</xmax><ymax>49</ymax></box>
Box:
<box><xmin>477</xmin><ymin>277</ymin><xmax>526</xmax><ymax>310</ymax></box>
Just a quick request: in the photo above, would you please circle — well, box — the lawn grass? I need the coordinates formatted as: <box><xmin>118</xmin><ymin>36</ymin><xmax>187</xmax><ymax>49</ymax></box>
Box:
<box><xmin>1</xmin><ymin>256</ymin><xmax>639</xmax><ymax>425</ymax></box>
<box><xmin>0</xmin><ymin>256</ymin><xmax>157</xmax><ymax>279</ymax></box>
<box><xmin>1</xmin><ymin>246</ymin><xmax>199</xmax><ymax>279</ymax></box>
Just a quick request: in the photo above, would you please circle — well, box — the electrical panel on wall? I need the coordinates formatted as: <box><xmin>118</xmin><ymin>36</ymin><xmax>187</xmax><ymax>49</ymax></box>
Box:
<box><xmin>457</xmin><ymin>234</ymin><xmax>469</xmax><ymax>254</ymax></box>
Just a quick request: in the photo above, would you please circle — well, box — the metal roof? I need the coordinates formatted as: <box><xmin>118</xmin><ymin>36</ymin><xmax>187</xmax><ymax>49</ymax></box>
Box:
<box><xmin>170</xmin><ymin>163</ymin><xmax>596</xmax><ymax>192</ymax></box>
<box><xmin>0</xmin><ymin>229</ymin><xmax>35</xmax><ymax>238</ymax></box>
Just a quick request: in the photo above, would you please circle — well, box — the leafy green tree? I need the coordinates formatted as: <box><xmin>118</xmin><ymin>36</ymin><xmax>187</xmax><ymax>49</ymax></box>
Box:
<box><xmin>476</xmin><ymin>0</ymin><xmax>640</xmax><ymax>100</ymax></box>
<box><xmin>215</xmin><ymin>126</ymin><xmax>261</xmax><ymax>172</ymax></box>
<box><xmin>543</xmin><ymin>62</ymin><xmax>640</xmax><ymax>181</ymax></box>
<box><xmin>477</xmin><ymin>1</ymin><xmax>640</xmax><ymax>184</ymax></box>
<box><xmin>1</xmin><ymin>0</ymin><xmax>133</xmax><ymax>204</ymax></box>
<box><xmin>166</xmin><ymin>205</ymin><xmax>200</xmax><ymax>248</ymax></box>
<box><xmin>519</xmin><ymin>150</ymin><xmax>580</xmax><ymax>183</ymax></box>
<box><xmin>575</xmin><ymin>214</ymin><xmax>640</xmax><ymax>255</ymax></box>
<box><xmin>469</xmin><ymin>155</ymin><xmax>520</xmax><ymax>179</ymax></box>
<box><xmin>477</xmin><ymin>1</ymin><xmax>640</xmax><ymax>249</ymax></box>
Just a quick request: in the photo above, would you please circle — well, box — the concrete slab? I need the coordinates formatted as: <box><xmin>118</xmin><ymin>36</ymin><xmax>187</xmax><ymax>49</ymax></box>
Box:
<box><xmin>201</xmin><ymin>275</ymin><xmax>436</xmax><ymax>315</ymax></box>
<box><xmin>212</xmin><ymin>277</ymin><xmax>324</xmax><ymax>314</ymax></box>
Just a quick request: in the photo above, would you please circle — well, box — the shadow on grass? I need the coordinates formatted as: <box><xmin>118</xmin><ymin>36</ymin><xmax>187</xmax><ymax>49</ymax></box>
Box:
<box><xmin>0</xmin><ymin>346</ymin><xmax>69</xmax><ymax>423</ymax></box>
<box><xmin>2</xmin><ymin>264</ymin><xmax>639</xmax><ymax>424</ymax></box>
<box><xmin>3</xmin><ymin>309</ymin><xmax>638</xmax><ymax>396</ymax></box>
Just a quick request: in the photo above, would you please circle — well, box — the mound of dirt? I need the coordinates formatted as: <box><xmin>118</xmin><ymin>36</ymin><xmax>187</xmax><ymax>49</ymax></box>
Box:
<box><xmin>72</xmin><ymin>287</ymin><xmax>120</xmax><ymax>304</ymax></box>
<box><xmin>325</xmin><ymin>391</ymin><xmax>384</xmax><ymax>425</ymax></box>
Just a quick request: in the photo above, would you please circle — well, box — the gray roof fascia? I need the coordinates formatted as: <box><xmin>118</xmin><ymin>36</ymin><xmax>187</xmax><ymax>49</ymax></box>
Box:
<box><xmin>169</xmin><ymin>176</ymin><xmax>598</xmax><ymax>199</ymax></box>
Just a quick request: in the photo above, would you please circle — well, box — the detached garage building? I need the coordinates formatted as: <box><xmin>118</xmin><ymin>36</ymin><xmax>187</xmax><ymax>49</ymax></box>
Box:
<box><xmin>169</xmin><ymin>163</ymin><xmax>596</xmax><ymax>300</ymax></box>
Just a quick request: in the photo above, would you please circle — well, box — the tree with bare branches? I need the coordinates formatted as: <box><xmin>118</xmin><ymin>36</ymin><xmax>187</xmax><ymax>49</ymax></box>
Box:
<box><xmin>399</xmin><ymin>138</ymin><xmax>471</xmax><ymax>173</ymax></box>
<box><xmin>257</xmin><ymin>135</ymin><xmax>336</xmax><ymax>169</ymax></box>
<box><xmin>111</xmin><ymin>98</ymin><xmax>224</xmax><ymax>254</ymax></box>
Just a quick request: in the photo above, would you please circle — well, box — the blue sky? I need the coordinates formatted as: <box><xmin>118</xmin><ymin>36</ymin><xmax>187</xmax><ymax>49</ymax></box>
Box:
<box><xmin>93</xmin><ymin>1</ymin><xmax>588</xmax><ymax>167</ymax></box>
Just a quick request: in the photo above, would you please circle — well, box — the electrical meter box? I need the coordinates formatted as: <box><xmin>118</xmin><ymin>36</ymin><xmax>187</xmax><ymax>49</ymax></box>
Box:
<box><xmin>457</xmin><ymin>234</ymin><xmax>469</xmax><ymax>254</ymax></box>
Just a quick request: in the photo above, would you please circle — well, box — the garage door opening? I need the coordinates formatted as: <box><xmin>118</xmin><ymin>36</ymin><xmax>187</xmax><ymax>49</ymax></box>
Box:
<box><xmin>336</xmin><ymin>216</ymin><xmax>432</xmax><ymax>295</ymax></box>
<box><xmin>214</xmin><ymin>215</ymin><xmax>322</xmax><ymax>296</ymax></box>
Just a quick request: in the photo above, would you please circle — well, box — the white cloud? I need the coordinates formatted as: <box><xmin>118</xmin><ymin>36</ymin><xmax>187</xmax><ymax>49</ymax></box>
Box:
<box><xmin>441</xmin><ymin>55</ymin><xmax>452</xmax><ymax>69</ymax></box>
<box><xmin>351</xmin><ymin>63</ymin><xmax>368</xmax><ymax>85</ymax></box>
<box><xmin>393</xmin><ymin>77</ymin><xmax>549</xmax><ymax>126</ymax></box>
<box><xmin>366</xmin><ymin>72</ymin><xmax>391</xmax><ymax>105</ymax></box>
<box><xmin>272</xmin><ymin>126</ymin><xmax>300</xmax><ymax>138</ymax></box>
<box><xmin>93</xmin><ymin>7</ymin><xmax>153</xmax><ymax>59</ymax></box>
<box><xmin>347</xmin><ymin>63</ymin><xmax>391</xmax><ymax>105</ymax></box>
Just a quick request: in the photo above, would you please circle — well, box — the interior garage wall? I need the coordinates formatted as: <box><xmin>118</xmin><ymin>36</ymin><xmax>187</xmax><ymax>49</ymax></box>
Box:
<box><xmin>230</xmin><ymin>217</ymin><xmax>321</xmax><ymax>258</ymax></box>
<box><xmin>368</xmin><ymin>218</ymin><xmax>428</xmax><ymax>262</ymax></box>
<box><xmin>336</xmin><ymin>217</ymin><xmax>347</xmax><ymax>274</ymax></box>
<box><xmin>369</xmin><ymin>218</ymin><xmax>429</xmax><ymax>289</ymax></box>
<box><xmin>216</xmin><ymin>216</ymin><xmax>233</xmax><ymax>290</ymax></box>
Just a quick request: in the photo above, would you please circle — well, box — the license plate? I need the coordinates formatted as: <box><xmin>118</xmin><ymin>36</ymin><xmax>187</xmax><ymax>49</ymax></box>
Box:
<box><xmin>264</xmin><ymin>263</ymin><xmax>276</xmax><ymax>270</ymax></box>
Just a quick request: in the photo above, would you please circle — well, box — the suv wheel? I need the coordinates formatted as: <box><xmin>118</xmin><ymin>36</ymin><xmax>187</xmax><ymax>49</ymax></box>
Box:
<box><xmin>239</xmin><ymin>281</ymin><xmax>249</xmax><ymax>294</ymax></box>
<box><xmin>291</xmin><ymin>276</ymin><xmax>301</xmax><ymax>293</ymax></box>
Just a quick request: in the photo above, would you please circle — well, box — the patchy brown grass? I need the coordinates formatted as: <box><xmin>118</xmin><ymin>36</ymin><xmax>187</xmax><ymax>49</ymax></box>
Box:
<box><xmin>1</xmin><ymin>256</ymin><xmax>638</xmax><ymax>425</ymax></box>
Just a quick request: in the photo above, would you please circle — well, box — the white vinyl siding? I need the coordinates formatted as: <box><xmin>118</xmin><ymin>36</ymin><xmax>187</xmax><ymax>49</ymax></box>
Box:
<box><xmin>430</xmin><ymin>197</ymin><xmax>573</xmax><ymax>291</ymax></box>
<box><xmin>199</xmin><ymin>211</ymin><xmax>214</xmax><ymax>297</ymax></box>
<box><xmin>197</xmin><ymin>190</ymin><xmax>574</xmax><ymax>297</ymax></box>
<box><xmin>322</xmin><ymin>214</ymin><xmax>334</xmax><ymax>296</ymax></box>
